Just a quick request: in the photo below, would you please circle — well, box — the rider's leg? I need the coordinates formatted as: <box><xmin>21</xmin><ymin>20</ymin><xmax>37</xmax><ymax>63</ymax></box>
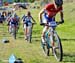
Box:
<box><xmin>50</xmin><ymin>31</ymin><xmax>55</xmax><ymax>47</ymax></box>
<box><xmin>27</xmin><ymin>23</ymin><xmax>32</xmax><ymax>38</ymax></box>
<box><xmin>9</xmin><ymin>25</ymin><xmax>12</xmax><ymax>33</ymax></box>
<box><xmin>24</xmin><ymin>24</ymin><xmax>27</xmax><ymax>39</ymax></box>
<box><xmin>16</xmin><ymin>24</ymin><xmax>18</xmax><ymax>33</ymax></box>
<box><xmin>26</xmin><ymin>27</ymin><xmax>28</xmax><ymax>38</ymax></box>
<box><xmin>41</xmin><ymin>15</ymin><xmax>49</xmax><ymax>44</ymax></box>
<box><xmin>41</xmin><ymin>26</ymin><xmax>49</xmax><ymax>44</ymax></box>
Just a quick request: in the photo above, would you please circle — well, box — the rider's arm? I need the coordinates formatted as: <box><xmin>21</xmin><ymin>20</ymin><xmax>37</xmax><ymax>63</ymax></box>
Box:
<box><xmin>31</xmin><ymin>16</ymin><xmax>36</xmax><ymax>23</ymax></box>
<box><xmin>39</xmin><ymin>8</ymin><xmax>45</xmax><ymax>22</ymax></box>
<box><xmin>22</xmin><ymin>15</ymin><xmax>25</xmax><ymax>19</ymax></box>
<box><xmin>60</xmin><ymin>9</ymin><xmax>64</xmax><ymax>23</ymax></box>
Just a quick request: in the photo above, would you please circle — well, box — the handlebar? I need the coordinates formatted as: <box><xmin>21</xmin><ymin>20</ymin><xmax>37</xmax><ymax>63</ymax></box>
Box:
<box><xmin>40</xmin><ymin>21</ymin><xmax>63</xmax><ymax>27</ymax></box>
<box><xmin>56</xmin><ymin>21</ymin><xmax>64</xmax><ymax>25</ymax></box>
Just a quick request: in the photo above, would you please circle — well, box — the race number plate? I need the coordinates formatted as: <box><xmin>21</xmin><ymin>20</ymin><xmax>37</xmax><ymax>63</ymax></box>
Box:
<box><xmin>49</xmin><ymin>21</ymin><xmax>57</xmax><ymax>27</ymax></box>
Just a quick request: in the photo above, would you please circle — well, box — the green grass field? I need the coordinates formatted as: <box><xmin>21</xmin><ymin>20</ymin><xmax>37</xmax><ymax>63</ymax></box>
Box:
<box><xmin>0</xmin><ymin>2</ymin><xmax>75</xmax><ymax>63</ymax></box>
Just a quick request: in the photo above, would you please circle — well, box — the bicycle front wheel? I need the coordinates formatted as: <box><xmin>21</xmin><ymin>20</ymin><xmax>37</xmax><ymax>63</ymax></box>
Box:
<box><xmin>53</xmin><ymin>33</ymin><xmax>63</xmax><ymax>61</ymax></box>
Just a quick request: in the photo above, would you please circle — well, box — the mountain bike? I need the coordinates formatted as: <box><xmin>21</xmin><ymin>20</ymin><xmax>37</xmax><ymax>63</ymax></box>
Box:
<box><xmin>26</xmin><ymin>23</ymin><xmax>36</xmax><ymax>43</ymax></box>
<box><xmin>41</xmin><ymin>21</ymin><xmax>63</xmax><ymax>61</ymax></box>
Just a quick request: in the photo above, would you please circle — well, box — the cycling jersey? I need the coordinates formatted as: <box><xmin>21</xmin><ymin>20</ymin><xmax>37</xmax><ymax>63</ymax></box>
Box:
<box><xmin>10</xmin><ymin>17</ymin><xmax>19</xmax><ymax>25</ymax></box>
<box><xmin>23</xmin><ymin>16</ymin><xmax>32</xmax><ymax>26</ymax></box>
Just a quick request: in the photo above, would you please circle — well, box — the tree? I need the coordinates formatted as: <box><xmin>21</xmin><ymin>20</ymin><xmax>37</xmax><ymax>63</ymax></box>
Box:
<box><xmin>28</xmin><ymin>0</ymin><xmax>35</xmax><ymax>3</ymax></box>
<box><xmin>23</xmin><ymin>0</ymin><xmax>27</xmax><ymax>2</ymax></box>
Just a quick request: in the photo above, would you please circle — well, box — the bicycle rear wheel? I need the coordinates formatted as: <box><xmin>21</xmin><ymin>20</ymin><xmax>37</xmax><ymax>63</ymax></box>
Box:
<box><xmin>53</xmin><ymin>33</ymin><xmax>63</xmax><ymax>61</ymax></box>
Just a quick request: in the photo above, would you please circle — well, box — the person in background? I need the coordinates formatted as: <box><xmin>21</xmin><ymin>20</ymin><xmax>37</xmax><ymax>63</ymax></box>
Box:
<box><xmin>22</xmin><ymin>11</ymin><xmax>36</xmax><ymax>40</ymax></box>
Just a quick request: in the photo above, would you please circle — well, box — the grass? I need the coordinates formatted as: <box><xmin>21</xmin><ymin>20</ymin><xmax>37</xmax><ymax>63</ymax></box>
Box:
<box><xmin>0</xmin><ymin>2</ymin><xmax>75</xmax><ymax>63</ymax></box>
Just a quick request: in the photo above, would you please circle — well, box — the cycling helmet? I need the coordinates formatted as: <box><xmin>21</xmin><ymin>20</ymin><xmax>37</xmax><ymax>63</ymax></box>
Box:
<box><xmin>54</xmin><ymin>0</ymin><xmax>63</xmax><ymax>6</ymax></box>
<box><xmin>13</xmin><ymin>13</ymin><xmax>17</xmax><ymax>17</ymax></box>
<box><xmin>27</xmin><ymin>11</ymin><xmax>31</xmax><ymax>16</ymax></box>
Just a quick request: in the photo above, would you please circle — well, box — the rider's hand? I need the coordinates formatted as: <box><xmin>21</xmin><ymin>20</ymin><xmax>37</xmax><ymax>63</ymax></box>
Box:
<box><xmin>60</xmin><ymin>20</ymin><xmax>64</xmax><ymax>24</ymax></box>
<box><xmin>40</xmin><ymin>20</ymin><xmax>44</xmax><ymax>25</ymax></box>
